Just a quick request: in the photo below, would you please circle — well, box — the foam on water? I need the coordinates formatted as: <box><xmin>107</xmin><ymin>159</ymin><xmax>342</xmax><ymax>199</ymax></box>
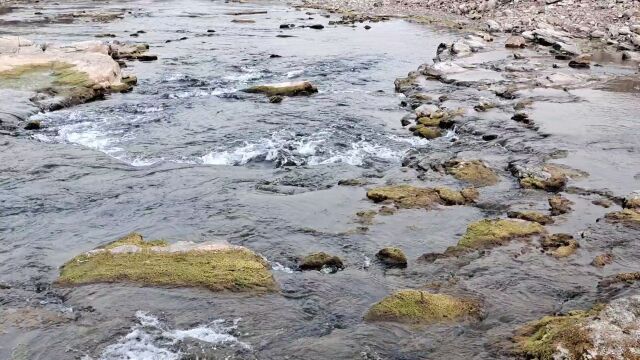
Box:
<box><xmin>96</xmin><ymin>311</ymin><xmax>249</xmax><ymax>360</ymax></box>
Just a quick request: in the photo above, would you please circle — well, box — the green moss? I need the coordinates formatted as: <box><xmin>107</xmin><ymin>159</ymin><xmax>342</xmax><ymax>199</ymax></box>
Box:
<box><xmin>299</xmin><ymin>252</ymin><xmax>344</xmax><ymax>271</ymax></box>
<box><xmin>457</xmin><ymin>219</ymin><xmax>545</xmax><ymax>249</ymax></box>
<box><xmin>365</xmin><ymin>290</ymin><xmax>479</xmax><ymax>324</ymax></box>
<box><xmin>508</xmin><ymin>211</ymin><xmax>554</xmax><ymax>225</ymax></box>
<box><xmin>56</xmin><ymin>234</ymin><xmax>276</xmax><ymax>292</ymax></box>
<box><xmin>376</xmin><ymin>247</ymin><xmax>407</xmax><ymax>267</ymax></box>
<box><xmin>446</xmin><ymin>160</ymin><xmax>499</xmax><ymax>187</ymax></box>
<box><xmin>514</xmin><ymin>307</ymin><xmax>603</xmax><ymax>360</ymax></box>
<box><xmin>417</xmin><ymin>116</ymin><xmax>441</xmax><ymax>127</ymax></box>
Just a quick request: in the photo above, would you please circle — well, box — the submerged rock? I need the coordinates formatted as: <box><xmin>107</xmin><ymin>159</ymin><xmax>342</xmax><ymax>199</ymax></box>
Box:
<box><xmin>513</xmin><ymin>296</ymin><xmax>640</xmax><ymax>360</ymax></box>
<box><xmin>540</xmin><ymin>233</ymin><xmax>578</xmax><ymax>258</ymax></box>
<box><xmin>591</xmin><ymin>253</ymin><xmax>613</xmax><ymax>268</ymax></box>
<box><xmin>243</xmin><ymin>81</ymin><xmax>318</xmax><ymax>96</ymax></box>
<box><xmin>364</xmin><ymin>290</ymin><xmax>479</xmax><ymax>324</ymax></box>
<box><xmin>445</xmin><ymin>160</ymin><xmax>499</xmax><ymax>187</ymax></box>
<box><xmin>510</xmin><ymin>163</ymin><xmax>585</xmax><ymax>193</ymax></box>
<box><xmin>376</xmin><ymin>247</ymin><xmax>407</xmax><ymax>268</ymax></box>
<box><xmin>549</xmin><ymin>194</ymin><xmax>573</xmax><ymax>215</ymax></box>
<box><xmin>366</xmin><ymin>185</ymin><xmax>476</xmax><ymax>209</ymax></box>
<box><xmin>299</xmin><ymin>252</ymin><xmax>344</xmax><ymax>272</ymax></box>
<box><xmin>56</xmin><ymin>233</ymin><xmax>277</xmax><ymax>292</ymax></box>
<box><xmin>508</xmin><ymin>211</ymin><xmax>554</xmax><ymax>225</ymax></box>
<box><xmin>604</xmin><ymin>208</ymin><xmax>640</xmax><ymax>226</ymax></box>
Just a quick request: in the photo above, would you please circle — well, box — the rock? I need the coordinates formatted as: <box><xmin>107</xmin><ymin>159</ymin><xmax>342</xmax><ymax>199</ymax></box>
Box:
<box><xmin>549</xmin><ymin>194</ymin><xmax>573</xmax><ymax>215</ymax></box>
<box><xmin>56</xmin><ymin>233</ymin><xmax>277</xmax><ymax>292</ymax></box>
<box><xmin>592</xmin><ymin>253</ymin><xmax>613</xmax><ymax>268</ymax></box>
<box><xmin>505</xmin><ymin>36</ymin><xmax>526</xmax><ymax>48</ymax></box>
<box><xmin>451</xmin><ymin>40</ymin><xmax>472</xmax><ymax>56</ymax></box>
<box><xmin>622</xmin><ymin>51</ymin><xmax>640</xmax><ymax>62</ymax></box>
<box><xmin>356</xmin><ymin>210</ymin><xmax>377</xmax><ymax>225</ymax></box>
<box><xmin>366</xmin><ymin>185</ymin><xmax>476</xmax><ymax>209</ymax></box>
<box><xmin>513</xmin><ymin>164</ymin><xmax>582</xmax><ymax>192</ymax></box>
<box><xmin>590</xmin><ymin>30</ymin><xmax>606</xmax><ymax>39</ymax></box>
<box><xmin>243</xmin><ymin>81</ymin><xmax>318</xmax><ymax>96</ymax></box>
<box><xmin>414</xmin><ymin>104</ymin><xmax>439</xmax><ymax>118</ymax></box>
<box><xmin>364</xmin><ymin>25</ymin><xmax>371</xmax><ymax>30</ymax></box>
<box><xmin>604</xmin><ymin>208</ymin><xmax>640</xmax><ymax>226</ymax></box>
<box><xmin>445</xmin><ymin>159</ymin><xmax>499</xmax><ymax>187</ymax></box>
<box><xmin>541</xmin><ymin>233</ymin><xmax>578</xmax><ymax>258</ymax></box>
<box><xmin>569</xmin><ymin>54</ymin><xmax>591</xmax><ymax>69</ymax></box>
<box><xmin>450</xmin><ymin>218</ymin><xmax>545</xmax><ymax>252</ymax></box>
<box><xmin>378</xmin><ymin>205</ymin><xmax>396</xmax><ymax>215</ymax></box>
<box><xmin>269</xmin><ymin>95</ymin><xmax>283</xmax><ymax>103</ymax></box>
<box><xmin>308</xmin><ymin>24</ymin><xmax>324</xmax><ymax>29</ymax></box>
<box><xmin>24</xmin><ymin>120</ymin><xmax>41</xmax><ymax>130</ymax></box>
<box><xmin>592</xmin><ymin>198</ymin><xmax>613</xmax><ymax>208</ymax></box>
<box><xmin>599</xmin><ymin>272</ymin><xmax>640</xmax><ymax>288</ymax></box>
<box><xmin>623</xmin><ymin>192</ymin><xmax>640</xmax><ymax>209</ymax></box>
<box><xmin>513</xmin><ymin>296</ymin><xmax>640</xmax><ymax>359</ymax></box>
<box><xmin>474</xmin><ymin>101</ymin><xmax>495</xmax><ymax>112</ymax></box>
<box><xmin>364</xmin><ymin>290</ymin><xmax>479</xmax><ymax>324</ymax></box>
<box><xmin>485</xmin><ymin>20</ymin><xmax>501</xmax><ymax>33</ymax></box>
<box><xmin>299</xmin><ymin>252</ymin><xmax>344</xmax><ymax>272</ymax></box>
<box><xmin>376</xmin><ymin>247</ymin><xmax>407</xmax><ymax>268</ymax></box>
<box><xmin>508</xmin><ymin>211</ymin><xmax>554</xmax><ymax>225</ymax></box>
<box><xmin>512</xmin><ymin>112</ymin><xmax>531</xmax><ymax>124</ymax></box>
<box><xmin>414</xmin><ymin>126</ymin><xmax>442</xmax><ymax>139</ymax></box>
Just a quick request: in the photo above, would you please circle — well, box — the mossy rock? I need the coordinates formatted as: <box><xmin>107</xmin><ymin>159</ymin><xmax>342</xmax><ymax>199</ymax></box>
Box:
<box><xmin>414</xmin><ymin>126</ymin><xmax>442</xmax><ymax>139</ymax></box>
<box><xmin>513</xmin><ymin>307</ymin><xmax>602</xmax><ymax>360</ymax></box>
<box><xmin>508</xmin><ymin>210</ymin><xmax>554</xmax><ymax>225</ymax></box>
<box><xmin>376</xmin><ymin>247</ymin><xmax>407</xmax><ymax>268</ymax></box>
<box><xmin>540</xmin><ymin>233</ymin><xmax>578</xmax><ymax>258</ymax></box>
<box><xmin>456</xmin><ymin>219</ymin><xmax>545</xmax><ymax>250</ymax></box>
<box><xmin>299</xmin><ymin>252</ymin><xmax>344</xmax><ymax>272</ymax></box>
<box><xmin>598</xmin><ymin>272</ymin><xmax>640</xmax><ymax>288</ymax></box>
<box><xmin>445</xmin><ymin>160</ymin><xmax>499</xmax><ymax>187</ymax></box>
<box><xmin>548</xmin><ymin>195</ymin><xmax>573</xmax><ymax>215</ymax></box>
<box><xmin>365</xmin><ymin>290</ymin><xmax>479</xmax><ymax>324</ymax></box>
<box><xmin>624</xmin><ymin>194</ymin><xmax>640</xmax><ymax>209</ymax></box>
<box><xmin>243</xmin><ymin>81</ymin><xmax>318</xmax><ymax>96</ymax></box>
<box><xmin>417</xmin><ymin>116</ymin><xmax>441</xmax><ymax>127</ymax></box>
<box><xmin>0</xmin><ymin>61</ymin><xmax>92</xmax><ymax>89</ymax></box>
<box><xmin>591</xmin><ymin>253</ymin><xmax>613</xmax><ymax>268</ymax></box>
<box><xmin>604</xmin><ymin>208</ymin><xmax>640</xmax><ymax>226</ymax></box>
<box><xmin>366</xmin><ymin>185</ymin><xmax>475</xmax><ymax>209</ymax></box>
<box><xmin>355</xmin><ymin>210</ymin><xmax>377</xmax><ymax>225</ymax></box>
<box><xmin>56</xmin><ymin>233</ymin><xmax>277</xmax><ymax>292</ymax></box>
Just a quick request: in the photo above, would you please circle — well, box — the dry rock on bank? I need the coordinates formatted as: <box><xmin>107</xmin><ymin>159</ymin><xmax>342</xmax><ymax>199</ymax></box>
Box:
<box><xmin>0</xmin><ymin>36</ymin><xmax>142</xmax><ymax>132</ymax></box>
<box><xmin>56</xmin><ymin>233</ymin><xmax>277</xmax><ymax>292</ymax></box>
<box><xmin>513</xmin><ymin>295</ymin><xmax>640</xmax><ymax>359</ymax></box>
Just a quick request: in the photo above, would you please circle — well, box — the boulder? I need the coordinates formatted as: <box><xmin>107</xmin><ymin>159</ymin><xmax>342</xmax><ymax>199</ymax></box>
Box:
<box><xmin>299</xmin><ymin>252</ymin><xmax>344</xmax><ymax>272</ymax></box>
<box><xmin>56</xmin><ymin>233</ymin><xmax>277</xmax><ymax>292</ymax></box>
<box><xmin>451</xmin><ymin>218</ymin><xmax>545</xmax><ymax>251</ymax></box>
<box><xmin>505</xmin><ymin>36</ymin><xmax>526</xmax><ymax>48</ymax></box>
<box><xmin>540</xmin><ymin>233</ymin><xmax>578</xmax><ymax>258</ymax></box>
<box><xmin>445</xmin><ymin>159</ymin><xmax>499</xmax><ymax>187</ymax></box>
<box><xmin>513</xmin><ymin>296</ymin><xmax>640</xmax><ymax>359</ymax></box>
<box><xmin>549</xmin><ymin>195</ymin><xmax>573</xmax><ymax>215</ymax></box>
<box><xmin>243</xmin><ymin>81</ymin><xmax>318</xmax><ymax>96</ymax></box>
<box><xmin>376</xmin><ymin>247</ymin><xmax>407</xmax><ymax>268</ymax></box>
<box><xmin>365</xmin><ymin>290</ymin><xmax>479</xmax><ymax>324</ymax></box>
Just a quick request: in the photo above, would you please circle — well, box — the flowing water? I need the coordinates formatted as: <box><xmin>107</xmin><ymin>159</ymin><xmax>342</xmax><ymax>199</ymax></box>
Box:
<box><xmin>1</xmin><ymin>0</ymin><xmax>640</xmax><ymax>359</ymax></box>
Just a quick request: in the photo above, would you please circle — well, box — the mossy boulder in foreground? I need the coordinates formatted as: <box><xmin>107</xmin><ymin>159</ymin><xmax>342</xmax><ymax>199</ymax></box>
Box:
<box><xmin>242</xmin><ymin>81</ymin><xmax>318</xmax><ymax>96</ymax></box>
<box><xmin>365</xmin><ymin>290</ymin><xmax>479</xmax><ymax>324</ymax></box>
<box><xmin>56</xmin><ymin>233</ymin><xmax>277</xmax><ymax>292</ymax></box>
<box><xmin>366</xmin><ymin>185</ymin><xmax>477</xmax><ymax>209</ymax></box>
<box><xmin>513</xmin><ymin>295</ymin><xmax>640</xmax><ymax>360</ymax></box>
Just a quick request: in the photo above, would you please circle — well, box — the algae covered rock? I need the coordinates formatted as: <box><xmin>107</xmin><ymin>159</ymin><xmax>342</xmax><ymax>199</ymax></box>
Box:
<box><xmin>299</xmin><ymin>252</ymin><xmax>344</xmax><ymax>272</ymax></box>
<box><xmin>242</xmin><ymin>81</ymin><xmax>318</xmax><ymax>96</ymax></box>
<box><xmin>376</xmin><ymin>247</ymin><xmax>407</xmax><ymax>268</ymax></box>
<box><xmin>540</xmin><ymin>233</ymin><xmax>578</xmax><ymax>258</ymax></box>
<box><xmin>413</xmin><ymin>126</ymin><xmax>442</xmax><ymax>139</ymax></box>
<box><xmin>591</xmin><ymin>253</ymin><xmax>613</xmax><ymax>268</ymax></box>
<box><xmin>445</xmin><ymin>160</ymin><xmax>499</xmax><ymax>187</ymax></box>
<box><xmin>508</xmin><ymin>210</ymin><xmax>554</xmax><ymax>225</ymax></box>
<box><xmin>366</xmin><ymin>185</ymin><xmax>476</xmax><ymax>209</ymax></box>
<box><xmin>455</xmin><ymin>218</ymin><xmax>545</xmax><ymax>250</ymax></box>
<box><xmin>549</xmin><ymin>194</ymin><xmax>573</xmax><ymax>215</ymax></box>
<box><xmin>56</xmin><ymin>233</ymin><xmax>277</xmax><ymax>292</ymax></box>
<box><xmin>513</xmin><ymin>296</ymin><xmax>640</xmax><ymax>360</ymax></box>
<box><xmin>604</xmin><ymin>208</ymin><xmax>640</xmax><ymax>226</ymax></box>
<box><xmin>365</xmin><ymin>290</ymin><xmax>479</xmax><ymax>324</ymax></box>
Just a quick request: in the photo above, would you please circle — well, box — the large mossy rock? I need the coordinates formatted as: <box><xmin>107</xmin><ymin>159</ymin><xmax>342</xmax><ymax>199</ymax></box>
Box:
<box><xmin>299</xmin><ymin>252</ymin><xmax>344</xmax><ymax>272</ymax></box>
<box><xmin>366</xmin><ymin>185</ymin><xmax>477</xmax><ymax>209</ymax></box>
<box><xmin>365</xmin><ymin>290</ymin><xmax>479</xmax><ymax>324</ymax></box>
<box><xmin>56</xmin><ymin>233</ymin><xmax>277</xmax><ymax>292</ymax></box>
<box><xmin>242</xmin><ymin>81</ymin><xmax>318</xmax><ymax>96</ymax></box>
<box><xmin>513</xmin><ymin>295</ymin><xmax>640</xmax><ymax>360</ymax></box>
<box><xmin>376</xmin><ymin>247</ymin><xmax>407</xmax><ymax>268</ymax></box>
<box><xmin>455</xmin><ymin>218</ymin><xmax>545</xmax><ymax>250</ymax></box>
<box><xmin>445</xmin><ymin>160</ymin><xmax>499</xmax><ymax>187</ymax></box>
